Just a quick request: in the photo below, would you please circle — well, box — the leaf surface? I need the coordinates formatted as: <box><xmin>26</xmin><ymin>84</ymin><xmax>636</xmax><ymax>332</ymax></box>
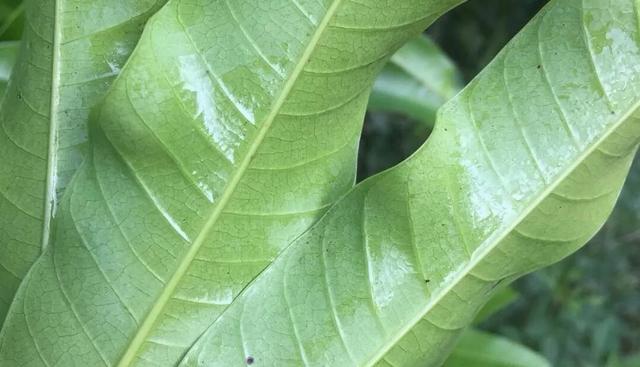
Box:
<box><xmin>0</xmin><ymin>0</ymin><xmax>462</xmax><ymax>365</ymax></box>
<box><xmin>443</xmin><ymin>329</ymin><xmax>550</xmax><ymax>367</ymax></box>
<box><xmin>369</xmin><ymin>34</ymin><xmax>462</xmax><ymax>125</ymax></box>
<box><xmin>473</xmin><ymin>286</ymin><xmax>518</xmax><ymax>324</ymax></box>
<box><xmin>0</xmin><ymin>41</ymin><xmax>18</xmax><ymax>96</ymax></box>
<box><xmin>0</xmin><ymin>0</ymin><xmax>165</xmax><ymax>325</ymax></box>
<box><xmin>177</xmin><ymin>1</ymin><xmax>640</xmax><ymax>366</ymax></box>
<box><xmin>0</xmin><ymin>0</ymin><xmax>24</xmax><ymax>41</ymax></box>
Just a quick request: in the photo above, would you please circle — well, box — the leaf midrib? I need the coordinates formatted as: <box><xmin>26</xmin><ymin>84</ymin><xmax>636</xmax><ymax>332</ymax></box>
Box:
<box><xmin>115</xmin><ymin>1</ymin><xmax>344</xmax><ymax>365</ymax></box>
<box><xmin>363</xmin><ymin>86</ymin><xmax>640</xmax><ymax>367</ymax></box>
<box><xmin>42</xmin><ymin>0</ymin><xmax>63</xmax><ymax>253</ymax></box>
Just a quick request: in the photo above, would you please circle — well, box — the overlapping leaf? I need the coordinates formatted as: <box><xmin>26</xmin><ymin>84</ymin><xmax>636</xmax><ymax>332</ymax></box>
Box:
<box><xmin>0</xmin><ymin>0</ymin><xmax>24</xmax><ymax>41</ymax></box>
<box><xmin>444</xmin><ymin>329</ymin><xmax>550</xmax><ymax>367</ymax></box>
<box><xmin>0</xmin><ymin>0</ymin><xmax>463</xmax><ymax>365</ymax></box>
<box><xmin>0</xmin><ymin>41</ymin><xmax>18</xmax><ymax>96</ymax></box>
<box><xmin>0</xmin><ymin>0</ymin><xmax>165</xmax><ymax>325</ymax></box>
<box><xmin>177</xmin><ymin>1</ymin><xmax>640</xmax><ymax>365</ymax></box>
<box><xmin>369</xmin><ymin>34</ymin><xmax>462</xmax><ymax>126</ymax></box>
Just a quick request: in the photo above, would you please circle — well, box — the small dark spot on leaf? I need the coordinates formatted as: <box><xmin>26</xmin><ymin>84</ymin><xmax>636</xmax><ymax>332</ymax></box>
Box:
<box><xmin>17</xmin><ymin>92</ymin><xmax>22</xmax><ymax>100</ymax></box>
<box><xmin>425</xmin><ymin>279</ymin><xmax>431</xmax><ymax>283</ymax></box>
<box><xmin>246</xmin><ymin>356</ymin><xmax>255</xmax><ymax>365</ymax></box>
<box><xmin>611</xmin><ymin>111</ymin><xmax>615</xmax><ymax>115</ymax></box>
<box><xmin>537</xmin><ymin>64</ymin><xmax>541</xmax><ymax>69</ymax></box>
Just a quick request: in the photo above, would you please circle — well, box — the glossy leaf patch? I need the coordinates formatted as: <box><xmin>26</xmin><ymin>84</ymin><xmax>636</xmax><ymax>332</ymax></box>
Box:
<box><xmin>179</xmin><ymin>1</ymin><xmax>640</xmax><ymax>366</ymax></box>
<box><xmin>0</xmin><ymin>0</ymin><xmax>165</xmax><ymax>326</ymax></box>
<box><xmin>0</xmin><ymin>0</ymin><xmax>462</xmax><ymax>365</ymax></box>
<box><xmin>0</xmin><ymin>41</ymin><xmax>17</xmax><ymax>96</ymax></box>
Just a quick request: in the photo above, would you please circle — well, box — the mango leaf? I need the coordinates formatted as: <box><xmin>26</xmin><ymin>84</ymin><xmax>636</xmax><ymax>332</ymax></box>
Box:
<box><xmin>474</xmin><ymin>286</ymin><xmax>518</xmax><ymax>324</ymax></box>
<box><xmin>0</xmin><ymin>0</ymin><xmax>463</xmax><ymax>365</ymax></box>
<box><xmin>443</xmin><ymin>329</ymin><xmax>550</xmax><ymax>367</ymax></box>
<box><xmin>0</xmin><ymin>0</ymin><xmax>168</xmax><ymax>326</ymax></box>
<box><xmin>0</xmin><ymin>41</ymin><xmax>18</xmax><ymax>96</ymax></box>
<box><xmin>177</xmin><ymin>0</ymin><xmax>640</xmax><ymax>366</ymax></box>
<box><xmin>0</xmin><ymin>0</ymin><xmax>24</xmax><ymax>41</ymax></box>
<box><xmin>369</xmin><ymin>34</ymin><xmax>462</xmax><ymax>126</ymax></box>
<box><xmin>611</xmin><ymin>157</ymin><xmax>640</xmax><ymax>240</ymax></box>
<box><xmin>608</xmin><ymin>352</ymin><xmax>640</xmax><ymax>367</ymax></box>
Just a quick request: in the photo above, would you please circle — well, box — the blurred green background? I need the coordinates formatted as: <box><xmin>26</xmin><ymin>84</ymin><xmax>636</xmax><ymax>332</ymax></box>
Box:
<box><xmin>360</xmin><ymin>1</ymin><xmax>640</xmax><ymax>366</ymax></box>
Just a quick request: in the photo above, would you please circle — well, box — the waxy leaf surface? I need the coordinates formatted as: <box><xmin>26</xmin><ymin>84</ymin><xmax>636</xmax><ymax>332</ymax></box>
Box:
<box><xmin>180</xmin><ymin>1</ymin><xmax>640</xmax><ymax>366</ymax></box>
<box><xmin>0</xmin><ymin>0</ymin><xmax>165</xmax><ymax>325</ymax></box>
<box><xmin>0</xmin><ymin>0</ymin><xmax>461</xmax><ymax>365</ymax></box>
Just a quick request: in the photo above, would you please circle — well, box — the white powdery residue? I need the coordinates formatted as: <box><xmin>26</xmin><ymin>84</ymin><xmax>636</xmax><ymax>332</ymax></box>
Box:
<box><xmin>175</xmin><ymin>288</ymin><xmax>233</xmax><ymax>306</ymax></box>
<box><xmin>50</xmin><ymin>169</ymin><xmax>58</xmax><ymax>217</ymax></box>
<box><xmin>372</xmin><ymin>241</ymin><xmax>414</xmax><ymax>309</ymax></box>
<box><xmin>197</xmin><ymin>182</ymin><xmax>215</xmax><ymax>203</ymax></box>
<box><xmin>114</xmin><ymin>41</ymin><xmax>130</xmax><ymax>57</ymax></box>
<box><xmin>210</xmin><ymin>70</ymin><xmax>256</xmax><ymax>125</ymax></box>
<box><xmin>579</xmin><ymin>28</ymin><xmax>640</xmax><ymax>143</ymax></box>
<box><xmin>206</xmin><ymin>287</ymin><xmax>234</xmax><ymax>305</ymax></box>
<box><xmin>162</xmin><ymin>210</ymin><xmax>191</xmax><ymax>243</ymax></box>
<box><xmin>178</xmin><ymin>54</ymin><xmax>240</xmax><ymax>163</ymax></box>
<box><xmin>133</xmin><ymin>170</ymin><xmax>192</xmax><ymax>242</ymax></box>
<box><xmin>107</xmin><ymin>60</ymin><xmax>121</xmax><ymax>74</ymax></box>
<box><xmin>456</xmin><ymin>116</ymin><xmax>519</xmax><ymax>237</ymax></box>
<box><xmin>437</xmin><ymin>262</ymin><xmax>468</xmax><ymax>291</ymax></box>
<box><xmin>143</xmin><ymin>185</ymin><xmax>191</xmax><ymax>242</ymax></box>
<box><xmin>191</xmin><ymin>170</ymin><xmax>215</xmax><ymax>202</ymax></box>
<box><xmin>603</xmin><ymin>28</ymin><xmax>640</xmax><ymax>80</ymax></box>
<box><xmin>103</xmin><ymin>41</ymin><xmax>130</xmax><ymax>77</ymax></box>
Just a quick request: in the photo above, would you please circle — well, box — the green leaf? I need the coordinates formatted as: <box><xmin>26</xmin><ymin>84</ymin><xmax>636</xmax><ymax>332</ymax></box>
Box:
<box><xmin>369</xmin><ymin>34</ymin><xmax>462</xmax><ymax>126</ymax></box>
<box><xmin>0</xmin><ymin>0</ymin><xmax>166</xmax><ymax>326</ymax></box>
<box><xmin>474</xmin><ymin>286</ymin><xmax>518</xmax><ymax>324</ymax></box>
<box><xmin>610</xmin><ymin>157</ymin><xmax>640</xmax><ymax>240</ymax></box>
<box><xmin>0</xmin><ymin>0</ymin><xmax>463</xmax><ymax>365</ymax></box>
<box><xmin>0</xmin><ymin>41</ymin><xmax>18</xmax><ymax>96</ymax></box>
<box><xmin>443</xmin><ymin>329</ymin><xmax>550</xmax><ymax>367</ymax></box>
<box><xmin>0</xmin><ymin>0</ymin><xmax>25</xmax><ymax>41</ymax></box>
<box><xmin>175</xmin><ymin>1</ymin><xmax>640</xmax><ymax>366</ymax></box>
<box><xmin>390</xmin><ymin>33</ymin><xmax>461</xmax><ymax>100</ymax></box>
<box><xmin>615</xmin><ymin>353</ymin><xmax>640</xmax><ymax>367</ymax></box>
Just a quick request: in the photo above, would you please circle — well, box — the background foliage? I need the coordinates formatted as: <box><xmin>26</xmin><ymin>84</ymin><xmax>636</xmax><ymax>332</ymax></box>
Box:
<box><xmin>360</xmin><ymin>1</ymin><xmax>640</xmax><ymax>366</ymax></box>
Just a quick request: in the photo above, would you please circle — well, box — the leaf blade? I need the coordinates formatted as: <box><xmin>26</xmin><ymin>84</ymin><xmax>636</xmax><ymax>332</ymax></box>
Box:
<box><xmin>443</xmin><ymin>329</ymin><xmax>550</xmax><ymax>367</ymax></box>
<box><xmin>178</xmin><ymin>1</ymin><xmax>640</xmax><ymax>366</ymax></box>
<box><xmin>0</xmin><ymin>0</ymin><xmax>464</xmax><ymax>365</ymax></box>
<box><xmin>369</xmin><ymin>34</ymin><xmax>462</xmax><ymax>126</ymax></box>
<box><xmin>0</xmin><ymin>0</ymin><xmax>166</xmax><ymax>326</ymax></box>
<box><xmin>0</xmin><ymin>40</ymin><xmax>18</xmax><ymax>96</ymax></box>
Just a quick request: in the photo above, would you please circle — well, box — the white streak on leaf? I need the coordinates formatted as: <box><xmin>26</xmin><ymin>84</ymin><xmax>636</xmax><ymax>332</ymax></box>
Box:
<box><xmin>179</xmin><ymin>54</ymin><xmax>238</xmax><ymax>163</ymax></box>
<box><xmin>371</xmin><ymin>242</ymin><xmax>414</xmax><ymax>309</ymax></box>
